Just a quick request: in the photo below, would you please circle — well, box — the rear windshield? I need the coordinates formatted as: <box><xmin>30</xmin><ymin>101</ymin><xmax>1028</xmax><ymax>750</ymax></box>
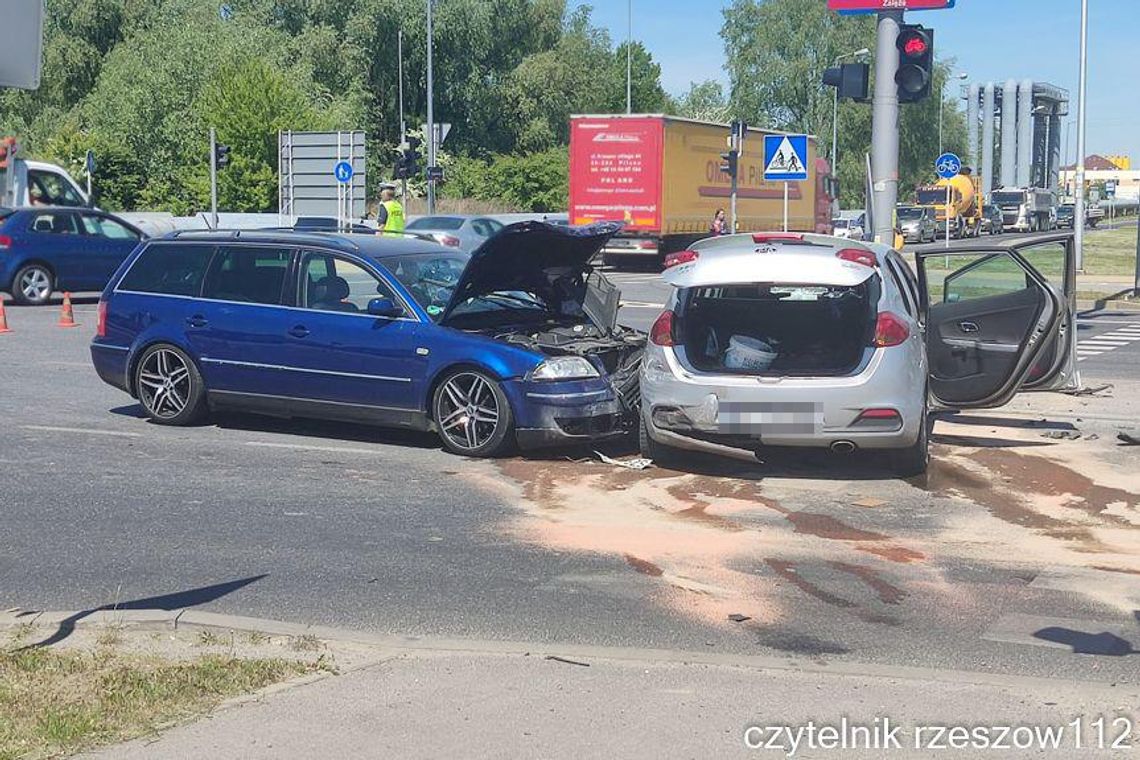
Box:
<box><xmin>407</xmin><ymin>217</ymin><xmax>463</xmax><ymax>231</ymax></box>
<box><xmin>833</xmin><ymin>219</ymin><xmax>848</xmax><ymax>228</ymax></box>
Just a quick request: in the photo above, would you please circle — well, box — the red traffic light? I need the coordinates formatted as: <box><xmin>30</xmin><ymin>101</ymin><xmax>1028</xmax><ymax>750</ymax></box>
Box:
<box><xmin>902</xmin><ymin>35</ymin><xmax>928</xmax><ymax>57</ymax></box>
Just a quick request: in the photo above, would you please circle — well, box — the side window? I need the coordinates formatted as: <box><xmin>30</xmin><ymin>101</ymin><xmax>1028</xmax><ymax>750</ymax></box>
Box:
<box><xmin>201</xmin><ymin>246</ymin><xmax>292</xmax><ymax>305</ymax></box>
<box><xmin>118</xmin><ymin>243</ymin><xmax>214</xmax><ymax>297</ymax></box>
<box><xmin>936</xmin><ymin>253</ymin><xmax>1033</xmax><ymax>304</ymax></box>
<box><xmin>28</xmin><ymin>170</ymin><xmax>85</xmax><ymax>207</ymax></box>
<box><xmin>80</xmin><ymin>215</ymin><xmax>140</xmax><ymax>240</ymax></box>
<box><xmin>29</xmin><ymin>212</ymin><xmax>79</xmax><ymax>235</ymax></box>
<box><xmin>885</xmin><ymin>257</ymin><xmax>915</xmax><ymax>316</ymax></box>
<box><xmin>1017</xmin><ymin>240</ymin><xmax>1067</xmax><ymax>291</ymax></box>
<box><xmin>299</xmin><ymin>252</ymin><xmax>397</xmax><ymax>313</ymax></box>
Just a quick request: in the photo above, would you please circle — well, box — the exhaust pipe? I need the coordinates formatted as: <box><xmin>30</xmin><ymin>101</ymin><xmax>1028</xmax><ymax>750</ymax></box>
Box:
<box><xmin>830</xmin><ymin>440</ymin><xmax>856</xmax><ymax>454</ymax></box>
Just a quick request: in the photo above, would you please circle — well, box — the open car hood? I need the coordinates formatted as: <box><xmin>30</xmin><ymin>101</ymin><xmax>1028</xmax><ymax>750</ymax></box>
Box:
<box><xmin>438</xmin><ymin>220</ymin><xmax>622</xmax><ymax>327</ymax></box>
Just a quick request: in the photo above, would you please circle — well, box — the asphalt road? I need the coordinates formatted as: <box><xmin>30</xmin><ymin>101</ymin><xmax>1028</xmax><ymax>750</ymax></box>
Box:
<box><xmin>0</xmin><ymin>295</ymin><xmax>1137</xmax><ymax>688</ymax></box>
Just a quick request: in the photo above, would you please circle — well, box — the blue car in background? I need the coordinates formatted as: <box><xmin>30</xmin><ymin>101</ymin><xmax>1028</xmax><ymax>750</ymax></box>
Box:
<box><xmin>0</xmin><ymin>206</ymin><xmax>146</xmax><ymax>305</ymax></box>
<box><xmin>90</xmin><ymin>222</ymin><xmax>645</xmax><ymax>456</ymax></box>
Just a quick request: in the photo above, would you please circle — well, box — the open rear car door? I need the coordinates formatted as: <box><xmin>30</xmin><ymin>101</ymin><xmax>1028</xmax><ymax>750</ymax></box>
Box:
<box><xmin>915</xmin><ymin>234</ymin><xmax>1079</xmax><ymax>411</ymax></box>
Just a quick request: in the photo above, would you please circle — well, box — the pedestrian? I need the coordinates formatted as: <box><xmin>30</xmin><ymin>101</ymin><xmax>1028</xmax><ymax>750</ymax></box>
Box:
<box><xmin>709</xmin><ymin>208</ymin><xmax>727</xmax><ymax>236</ymax></box>
<box><xmin>375</xmin><ymin>185</ymin><xmax>405</xmax><ymax>236</ymax></box>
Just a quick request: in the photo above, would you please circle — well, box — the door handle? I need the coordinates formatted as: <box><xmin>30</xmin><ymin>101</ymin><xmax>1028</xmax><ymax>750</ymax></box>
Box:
<box><xmin>958</xmin><ymin>321</ymin><xmax>979</xmax><ymax>333</ymax></box>
<box><xmin>186</xmin><ymin>315</ymin><xmax>208</xmax><ymax>328</ymax></box>
<box><xmin>288</xmin><ymin>325</ymin><xmax>310</xmax><ymax>338</ymax></box>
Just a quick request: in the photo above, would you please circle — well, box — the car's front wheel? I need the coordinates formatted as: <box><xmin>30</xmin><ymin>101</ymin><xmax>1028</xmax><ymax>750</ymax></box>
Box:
<box><xmin>11</xmin><ymin>263</ymin><xmax>54</xmax><ymax>306</ymax></box>
<box><xmin>135</xmin><ymin>344</ymin><xmax>208</xmax><ymax>425</ymax></box>
<box><xmin>433</xmin><ymin>369</ymin><xmax>514</xmax><ymax>457</ymax></box>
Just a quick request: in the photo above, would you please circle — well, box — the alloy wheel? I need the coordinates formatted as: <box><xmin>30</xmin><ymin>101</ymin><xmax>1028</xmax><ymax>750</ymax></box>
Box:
<box><xmin>19</xmin><ymin>267</ymin><xmax>51</xmax><ymax>303</ymax></box>
<box><xmin>436</xmin><ymin>372</ymin><xmax>501</xmax><ymax>452</ymax></box>
<box><xmin>138</xmin><ymin>348</ymin><xmax>192</xmax><ymax>419</ymax></box>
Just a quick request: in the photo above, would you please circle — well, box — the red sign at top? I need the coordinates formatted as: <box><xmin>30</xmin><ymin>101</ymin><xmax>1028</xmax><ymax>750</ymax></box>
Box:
<box><xmin>828</xmin><ymin>0</ymin><xmax>954</xmax><ymax>11</ymax></box>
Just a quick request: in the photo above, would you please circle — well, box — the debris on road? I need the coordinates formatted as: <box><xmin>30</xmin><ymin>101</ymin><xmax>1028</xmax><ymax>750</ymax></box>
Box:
<box><xmin>544</xmin><ymin>655</ymin><xmax>590</xmax><ymax>667</ymax></box>
<box><xmin>851</xmin><ymin>497</ymin><xmax>886</xmax><ymax>508</ymax></box>
<box><xmin>1041</xmin><ymin>430</ymin><xmax>1082</xmax><ymax>440</ymax></box>
<box><xmin>727</xmin><ymin>613</ymin><xmax>751</xmax><ymax>623</ymax></box>
<box><xmin>594</xmin><ymin>451</ymin><xmax>653</xmax><ymax>470</ymax></box>
<box><xmin>1063</xmin><ymin>383</ymin><xmax>1113</xmax><ymax>397</ymax></box>
<box><xmin>1117</xmin><ymin>432</ymin><xmax>1140</xmax><ymax>446</ymax></box>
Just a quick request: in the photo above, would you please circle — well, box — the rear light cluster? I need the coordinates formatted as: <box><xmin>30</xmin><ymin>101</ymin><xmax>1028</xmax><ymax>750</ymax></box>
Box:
<box><xmin>96</xmin><ymin>300</ymin><xmax>108</xmax><ymax>338</ymax></box>
<box><xmin>633</xmin><ymin>240</ymin><xmax>657</xmax><ymax>251</ymax></box>
<box><xmin>852</xmin><ymin>408</ymin><xmax>903</xmax><ymax>430</ymax></box>
<box><xmin>874</xmin><ymin>312</ymin><xmax>910</xmax><ymax>347</ymax></box>
<box><xmin>0</xmin><ymin>234</ymin><xmax>11</xmax><ymax>250</ymax></box>
<box><xmin>836</xmin><ymin>248</ymin><xmax>877</xmax><ymax>268</ymax></box>
<box><xmin>752</xmin><ymin>233</ymin><xmax>806</xmax><ymax>244</ymax></box>
<box><xmin>663</xmin><ymin>250</ymin><xmax>698</xmax><ymax>269</ymax></box>
<box><xmin>649</xmin><ymin>310</ymin><xmax>675</xmax><ymax>347</ymax></box>
<box><xmin>436</xmin><ymin>234</ymin><xmax>461</xmax><ymax>247</ymax></box>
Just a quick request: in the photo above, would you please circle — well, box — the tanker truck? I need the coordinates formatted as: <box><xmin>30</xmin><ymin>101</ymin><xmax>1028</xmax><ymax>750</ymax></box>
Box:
<box><xmin>914</xmin><ymin>171</ymin><xmax>982</xmax><ymax>239</ymax></box>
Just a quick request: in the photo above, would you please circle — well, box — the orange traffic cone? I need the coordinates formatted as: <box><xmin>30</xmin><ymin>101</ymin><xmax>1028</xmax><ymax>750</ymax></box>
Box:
<box><xmin>58</xmin><ymin>292</ymin><xmax>79</xmax><ymax>328</ymax></box>
<box><xmin>0</xmin><ymin>300</ymin><xmax>11</xmax><ymax>334</ymax></box>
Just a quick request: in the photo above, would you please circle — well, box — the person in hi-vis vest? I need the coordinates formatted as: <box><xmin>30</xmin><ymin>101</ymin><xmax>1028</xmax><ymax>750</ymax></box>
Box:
<box><xmin>375</xmin><ymin>186</ymin><xmax>405</xmax><ymax>235</ymax></box>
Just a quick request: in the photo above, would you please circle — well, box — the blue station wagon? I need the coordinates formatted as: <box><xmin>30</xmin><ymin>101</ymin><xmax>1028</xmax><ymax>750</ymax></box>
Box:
<box><xmin>90</xmin><ymin>222</ymin><xmax>645</xmax><ymax>456</ymax></box>
<box><xmin>1</xmin><ymin>206</ymin><xmax>145</xmax><ymax>305</ymax></box>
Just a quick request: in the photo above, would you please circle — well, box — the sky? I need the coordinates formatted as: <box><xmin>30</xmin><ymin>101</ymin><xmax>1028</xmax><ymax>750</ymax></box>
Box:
<box><xmin>572</xmin><ymin>0</ymin><xmax>1138</xmax><ymax>161</ymax></box>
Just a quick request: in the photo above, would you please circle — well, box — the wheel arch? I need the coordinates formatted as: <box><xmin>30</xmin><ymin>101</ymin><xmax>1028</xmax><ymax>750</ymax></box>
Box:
<box><xmin>8</xmin><ymin>258</ymin><xmax>56</xmax><ymax>290</ymax></box>
<box><xmin>425</xmin><ymin>360</ymin><xmax>517</xmax><ymax>424</ymax></box>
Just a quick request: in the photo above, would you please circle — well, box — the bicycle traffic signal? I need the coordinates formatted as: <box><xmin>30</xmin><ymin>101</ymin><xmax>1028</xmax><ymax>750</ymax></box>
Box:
<box><xmin>895</xmin><ymin>24</ymin><xmax>934</xmax><ymax>104</ymax></box>
<box><xmin>719</xmin><ymin>149</ymin><xmax>738</xmax><ymax>180</ymax></box>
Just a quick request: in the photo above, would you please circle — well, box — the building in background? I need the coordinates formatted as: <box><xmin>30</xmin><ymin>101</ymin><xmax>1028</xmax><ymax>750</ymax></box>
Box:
<box><xmin>1058</xmin><ymin>155</ymin><xmax>1140</xmax><ymax>201</ymax></box>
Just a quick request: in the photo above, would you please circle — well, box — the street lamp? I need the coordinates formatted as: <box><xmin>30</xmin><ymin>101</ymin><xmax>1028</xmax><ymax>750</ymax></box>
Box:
<box><xmin>939</xmin><ymin>72</ymin><xmax>968</xmax><ymax>155</ymax></box>
<box><xmin>1074</xmin><ymin>0</ymin><xmax>1089</xmax><ymax>270</ymax></box>
<box><xmin>626</xmin><ymin>0</ymin><xmax>632</xmax><ymax>114</ymax></box>
<box><xmin>830</xmin><ymin>47</ymin><xmax>870</xmax><ymax>173</ymax></box>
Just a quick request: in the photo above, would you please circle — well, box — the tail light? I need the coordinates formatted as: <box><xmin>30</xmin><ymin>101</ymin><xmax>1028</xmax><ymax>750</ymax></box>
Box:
<box><xmin>0</xmin><ymin>234</ymin><xmax>11</xmax><ymax>250</ymax></box>
<box><xmin>873</xmin><ymin>312</ymin><xmax>910</xmax><ymax>347</ymax></box>
<box><xmin>663</xmin><ymin>250</ymin><xmax>698</xmax><ymax>269</ymax></box>
<box><xmin>752</xmin><ymin>233</ymin><xmax>804</xmax><ymax>243</ymax></box>
<box><xmin>436</xmin><ymin>234</ymin><xmax>461</xmax><ymax>247</ymax></box>
<box><xmin>837</xmin><ymin>248</ymin><xmax>877</xmax><ymax>268</ymax></box>
<box><xmin>649</xmin><ymin>310</ymin><xmax>675</xmax><ymax>347</ymax></box>
<box><xmin>634</xmin><ymin>240</ymin><xmax>657</xmax><ymax>251</ymax></box>
<box><xmin>96</xmin><ymin>299</ymin><xmax>108</xmax><ymax>338</ymax></box>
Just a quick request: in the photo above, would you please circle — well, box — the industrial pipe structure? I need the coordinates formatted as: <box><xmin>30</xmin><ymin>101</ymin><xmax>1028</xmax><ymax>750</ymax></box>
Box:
<box><xmin>1001</xmin><ymin>79</ymin><xmax>1018</xmax><ymax>188</ymax></box>
<box><xmin>981</xmin><ymin>83</ymin><xmax>996</xmax><ymax>198</ymax></box>
<box><xmin>1016</xmin><ymin>79</ymin><xmax>1034</xmax><ymax>188</ymax></box>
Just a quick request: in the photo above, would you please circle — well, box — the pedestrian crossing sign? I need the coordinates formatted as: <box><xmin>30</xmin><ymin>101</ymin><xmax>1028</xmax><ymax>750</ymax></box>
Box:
<box><xmin>763</xmin><ymin>134</ymin><xmax>809</xmax><ymax>181</ymax></box>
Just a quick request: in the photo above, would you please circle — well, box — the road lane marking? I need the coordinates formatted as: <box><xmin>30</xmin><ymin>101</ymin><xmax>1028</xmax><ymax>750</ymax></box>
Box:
<box><xmin>21</xmin><ymin>425</ymin><xmax>141</xmax><ymax>438</ymax></box>
<box><xmin>620</xmin><ymin>301</ymin><xmax>666</xmax><ymax>309</ymax></box>
<box><xmin>245</xmin><ymin>441</ymin><xmax>384</xmax><ymax>455</ymax></box>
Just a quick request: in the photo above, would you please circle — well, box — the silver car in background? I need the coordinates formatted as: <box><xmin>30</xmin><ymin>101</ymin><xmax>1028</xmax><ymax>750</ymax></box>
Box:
<box><xmin>404</xmin><ymin>215</ymin><xmax>504</xmax><ymax>250</ymax></box>
<box><xmin>640</xmin><ymin>232</ymin><xmax>1079</xmax><ymax>476</ymax></box>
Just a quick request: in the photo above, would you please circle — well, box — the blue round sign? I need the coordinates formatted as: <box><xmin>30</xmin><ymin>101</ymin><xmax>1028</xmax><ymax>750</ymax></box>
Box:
<box><xmin>935</xmin><ymin>152</ymin><xmax>961</xmax><ymax>180</ymax></box>
<box><xmin>333</xmin><ymin>161</ymin><xmax>354</xmax><ymax>183</ymax></box>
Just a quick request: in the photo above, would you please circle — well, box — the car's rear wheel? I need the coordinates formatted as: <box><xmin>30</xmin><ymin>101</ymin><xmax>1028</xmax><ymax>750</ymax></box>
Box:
<box><xmin>135</xmin><ymin>344</ymin><xmax>207</xmax><ymax>426</ymax></box>
<box><xmin>11</xmin><ymin>263</ymin><xmax>54</xmax><ymax>306</ymax></box>
<box><xmin>433</xmin><ymin>369</ymin><xmax>514</xmax><ymax>457</ymax></box>
<box><xmin>639</xmin><ymin>415</ymin><xmax>681</xmax><ymax>469</ymax></box>
<box><xmin>893</xmin><ymin>407</ymin><xmax>930</xmax><ymax>478</ymax></box>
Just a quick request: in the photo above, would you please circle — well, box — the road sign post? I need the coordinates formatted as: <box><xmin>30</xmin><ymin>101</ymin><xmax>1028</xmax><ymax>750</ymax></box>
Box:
<box><xmin>209</xmin><ymin>127</ymin><xmax>218</xmax><ymax>230</ymax></box>
<box><xmin>763</xmin><ymin>134</ymin><xmax>809</xmax><ymax>234</ymax></box>
<box><xmin>85</xmin><ymin>149</ymin><xmax>95</xmax><ymax>201</ymax></box>
<box><xmin>333</xmin><ymin>160</ymin><xmax>353</xmax><ymax>231</ymax></box>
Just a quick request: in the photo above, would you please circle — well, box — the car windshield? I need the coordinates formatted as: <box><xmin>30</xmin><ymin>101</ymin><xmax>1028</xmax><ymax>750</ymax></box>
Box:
<box><xmin>381</xmin><ymin>252</ymin><xmax>470</xmax><ymax>319</ymax></box>
<box><xmin>897</xmin><ymin>207</ymin><xmax>923</xmax><ymax>221</ymax></box>
<box><xmin>992</xmin><ymin>192</ymin><xmax>1025</xmax><ymax>204</ymax></box>
<box><xmin>407</xmin><ymin>216</ymin><xmax>464</xmax><ymax>231</ymax></box>
<box><xmin>1058</xmin><ymin>205</ymin><xmax>1074</xmax><ymax>214</ymax></box>
<box><xmin>833</xmin><ymin>219</ymin><xmax>848</xmax><ymax>229</ymax></box>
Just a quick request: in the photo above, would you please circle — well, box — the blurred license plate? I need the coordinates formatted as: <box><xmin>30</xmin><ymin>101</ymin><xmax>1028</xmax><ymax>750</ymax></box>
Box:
<box><xmin>716</xmin><ymin>402</ymin><xmax>822</xmax><ymax>435</ymax></box>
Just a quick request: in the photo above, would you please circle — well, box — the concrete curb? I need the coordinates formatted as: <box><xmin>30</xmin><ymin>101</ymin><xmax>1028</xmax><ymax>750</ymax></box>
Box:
<box><xmin>2</xmin><ymin>607</ymin><xmax>1132</xmax><ymax>696</ymax></box>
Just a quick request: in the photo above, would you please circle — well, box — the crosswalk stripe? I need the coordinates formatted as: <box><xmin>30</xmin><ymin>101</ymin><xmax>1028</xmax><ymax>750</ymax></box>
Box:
<box><xmin>1082</xmin><ymin>339</ymin><xmax>1133</xmax><ymax>346</ymax></box>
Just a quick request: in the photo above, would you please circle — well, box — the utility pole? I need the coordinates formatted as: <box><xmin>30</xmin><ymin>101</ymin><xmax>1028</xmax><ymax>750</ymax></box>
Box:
<box><xmin>425</xmin><ymin>1</ymin><xmax>435</xmax><ymax>214</ymax></box>
<box><xmin>1073</xmin><ymin>0</ymin><xmax>1089</xmax><ymax>271</ymax></box>
<box><xmin>209</xmin><ymin>126</ymin><xmax>218</xmax><ymax>230</ymax></box>
<box><xmin>626</xmin><ymin>0</ymin><xmax>632</xmax><ymax>114</ymax></box>
<box><xmin>398</xmin><ymin>29</ymin><xmax>408</xmax><ymax>204</ymax></box>
<box><xmin>870</xmin><ymin>10</ymin><xmax>903</xmax><ymax>244</ymax></box>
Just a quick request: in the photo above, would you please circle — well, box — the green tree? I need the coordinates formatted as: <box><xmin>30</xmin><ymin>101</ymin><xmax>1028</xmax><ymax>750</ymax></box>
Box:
<box><xmin>603</xmin><ymin>42</ymin><xmax>673</xmax><ymax>114</ymax></box>
<box><xmin>675</xmin><ymin>80</ymin><xmax>729</xmax><ymax>122</ymax></box>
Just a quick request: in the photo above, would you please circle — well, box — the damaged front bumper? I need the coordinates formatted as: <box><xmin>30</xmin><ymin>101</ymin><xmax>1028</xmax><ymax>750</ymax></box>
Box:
<box><xmin>505</xmin><ymin>377</ymin><xmax>634</xmax><ymax>449</ymax></box>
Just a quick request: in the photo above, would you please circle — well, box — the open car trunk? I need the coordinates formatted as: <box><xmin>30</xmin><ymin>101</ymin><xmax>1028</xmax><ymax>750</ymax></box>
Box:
<box><xmin>677</xmin><ymin>280</ymin><xmax>878</xmax><ymax>376</ymax></box>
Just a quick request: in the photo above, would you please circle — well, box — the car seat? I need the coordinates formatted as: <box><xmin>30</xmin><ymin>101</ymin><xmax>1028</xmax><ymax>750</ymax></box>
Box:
<box><xmin>310</xmin><ymin>275</ymin><xmax>357</xmax><ymax>312</ymax></box>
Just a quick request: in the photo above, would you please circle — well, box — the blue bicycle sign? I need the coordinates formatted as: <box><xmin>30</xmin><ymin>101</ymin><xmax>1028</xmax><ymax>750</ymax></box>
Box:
<box><xmin>333</xmin><ymin>161</ymin><xmax>354</xmax><ymax>183</ymax></box>
<box><xmin>935</xmin><ymin>152</ymin><xmax>961</xmax><ymax>180</ymax></box>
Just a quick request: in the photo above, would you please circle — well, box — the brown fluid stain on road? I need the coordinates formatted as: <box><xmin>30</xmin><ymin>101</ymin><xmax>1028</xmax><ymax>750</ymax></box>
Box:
<box><xmin>829</xmin><ymin>561</ymin><xmax>907</xmax><ymax>605</ymax></box>
<box><xmin>481</xmin><ymin>456</ymin><xmax>926</xmax><ymax>627</ymax></box>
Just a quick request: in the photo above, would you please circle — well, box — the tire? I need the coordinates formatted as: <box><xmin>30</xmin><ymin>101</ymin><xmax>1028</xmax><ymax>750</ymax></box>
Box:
<box><xmin>433</xmin><ymin>368</ymin><xmax>514</xmax><ymax>457</ymax></box>
<box><xmin>639</xmin><ymin>414</ymin><xmax>681</xmax><ymax>468</ymax></box>
<box><xmin>10</xmin><ymin>263</ymin><xmax>54</xmax><ymax>306</ymax></box>
<box><xmin>134</xmin><ymin>344</ymin><xmax>208</xmax><ymax>426</ymax></box>
<box><xmin>893</xmin><ymin>406</ymin><xmax>930</xmax><ymax>478</ymax></box>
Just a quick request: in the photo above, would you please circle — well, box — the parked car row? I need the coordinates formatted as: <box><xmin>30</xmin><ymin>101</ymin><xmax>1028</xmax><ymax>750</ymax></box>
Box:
<box><xmin>86</xmin><ymin>221</ymin><xmax>1078</xmax><ymax>478</ymax></box>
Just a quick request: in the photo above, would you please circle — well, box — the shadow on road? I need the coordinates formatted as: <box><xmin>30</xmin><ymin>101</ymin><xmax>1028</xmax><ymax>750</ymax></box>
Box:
<box><xmin>212</xmin><ymin>412</ymin><xmax>440</xmax><ymax>450</ymax></box>
<box><xmin>1033</xmin><ymin>625</ymin><xmax>1137</xmax><ymax>656</ymax></box>
<box><xmin>16</xmin><ymin>574</ymin><xmax>268</xmax><ymax>651</ymax></box>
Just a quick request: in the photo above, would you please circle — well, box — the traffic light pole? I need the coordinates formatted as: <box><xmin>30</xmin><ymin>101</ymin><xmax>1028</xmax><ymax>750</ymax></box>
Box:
<box><xmin>870</xmin><ymin>10</ymin><xmax>903</xmax><ymax>245</ymax></box>
<box><xmin>209</xmin><ymin>127</ymin><xmax>218</xmax><ymax>230</ymax></box>
<box><xmin>730</xmin><ymin>156</ymin><xmax>738</xmax><ymax>233</ymax></box>
<box><xmin>398</xmin><ymin>29</ymin><xmax>408</xmax><ymax>205</ymax></box>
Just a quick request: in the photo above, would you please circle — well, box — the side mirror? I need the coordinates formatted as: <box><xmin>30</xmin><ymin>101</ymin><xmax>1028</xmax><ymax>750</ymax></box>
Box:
<box><xmin>367</xmin><ymin>297</ymin><xmax>404</xmax><ymax>318</ymax></box>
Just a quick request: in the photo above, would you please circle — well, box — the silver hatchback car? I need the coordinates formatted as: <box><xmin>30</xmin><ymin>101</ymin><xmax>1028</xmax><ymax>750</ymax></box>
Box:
<box><xmin>639</xmin><ymin>232</ymin><xmax>1079</xmax><ymax>476</ymax></box>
